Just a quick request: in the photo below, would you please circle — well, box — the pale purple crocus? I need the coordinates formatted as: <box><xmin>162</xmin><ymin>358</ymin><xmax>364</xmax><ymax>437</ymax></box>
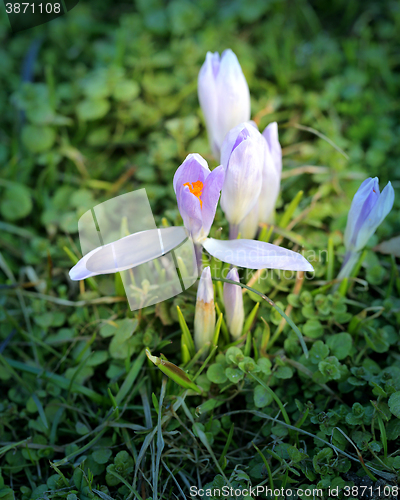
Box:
<box><xmin>198</xmin><ymin>49</ymin><xmax>251</xmax><ymax>159</ymax></box>
<box><xmin>337</xmin><ymin>177</ymin><xmax>394</xmax><ymax>280</ymax></box>
<box><xmin>173</xmin><ymin>153</ymin><xmax>224</xmax><ymax>267</ymax></box>
<box><xmin>174</xmin><ymin>152</ymin><xmax>313</xmax><ymax>273</ymax></box>
<box><xmin>223</xmin><ymin>268</ymin><xmax>244</xmax><ymax>340</ymax></box>
<box><xmin>220</xmin><ymin>122</ymin><xmax>265</xmax><ymax>238</ymax></box>
<box><xmin>238</xmin><ymin>121</ymin><xmax>282</xmax><ymax>239</ymax></box>
<box><xmin>70</xmin><ymin>152</ymin><xmax>313</xmax><ymax>290</ymax></box>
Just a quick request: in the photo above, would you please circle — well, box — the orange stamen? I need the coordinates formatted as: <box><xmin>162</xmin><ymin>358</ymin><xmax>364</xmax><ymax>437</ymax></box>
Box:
<box><xmin>183</xmin><ymin>180</ymin><xmax>204</xmax><ymax>208</ymax></box>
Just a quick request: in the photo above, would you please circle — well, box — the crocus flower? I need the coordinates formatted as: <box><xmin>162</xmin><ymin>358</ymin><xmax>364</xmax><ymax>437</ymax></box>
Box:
<box><xmin>198</xmin><ymin>49</ymin><xmax>251</xmax><ymax>159</ymax></box>
<box><xmin>223</xmin><ymin>268</ymin><xmax>244</xmax><ymax>340</ymax></box>
<box><xmin>194</xmin><ymin>266</ymin><xmax>215</xmax><ymax>355</ymax></box>
<box><xmin>219</xmin><ymin>122</ymin><xmax>265</xmax><ymax>238</ymax></box>
<box><xmin>173</xmin><ymin>153</ymin><xmax>224</xmax><ymax>267</ymax></box>
<box><xmin>174</xmin><ymin>151</ymin><xmax>312</xmax><ymax>273</ymax></box>
<box><xmin>238</xmin><ymin>122</ymin><xmax>282</xmax><ymax>238</ymax></box>
<box><xmin>337</xmin><ymin>177</ymin><xmax>394</xmax><ymax>280</ymax></box>
<box><xmin>70</xmin><ymin>154</ymin><xmax>313</xmax><ymax>294</ymax></box>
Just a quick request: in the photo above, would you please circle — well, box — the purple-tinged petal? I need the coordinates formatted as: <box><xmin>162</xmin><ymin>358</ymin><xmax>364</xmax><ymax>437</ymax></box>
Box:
<box><xmin>198</xmin><ymin>49</ymin><xmax>250</xmax><ymax>159</ymax></box>
<box><xmin>69</xmin><ymin>252</ymin><xmax>99</xmax><ymax>280</ymax></box>
<box><xmin>178</xmin><ymin>186</ymin><xmax>204</xmax><ymax>242</ymax></box>
<box><xmin>203</xmin><ymin>238</ymin><xmax>314</xmax><ymax>271</ymax></box>
<box><xmin>201</xmin><ymin>165</ymin><xmax>225</xmax><ymax>237</ymax></box>
<box><xmin>344</xmin><ymin>177</ymin><xmax>379</xmax><ymax>250</ymax></box>
<box><xmin>194</xmin><ymin>266</ymin><xmax>215</xmax><ymax>355</ymax></box>
<box><xmin>354</xmin><ymin>181</ymin><xmax>395</xmax><ymax>251</ymax></box>
<box><xmin>262</xmin><ymin>122</ymin><xmax>282</xmax><ymax>174</ymax></box>
<box><xmin>173</xmin><ymin>153</ymin><xmax>210</xmax><ymax>198</ymax></box>
<box><xmin>223</xmin><ymin>268</ymin><xmax>244</xmax><ymax>340</ymax></box>
<box><xmin>220</xmin><ymin>122</ymin><xmax>261</xmax><ymax>170</ymax></box>
<box><xmin>238</xmin><ymin>200</ymin><xmax>259</xmax><ymax>239</ymax></box>
<box><xmin>258</xmin><ymin>145</ymin><xmax>280</xmax><ymax>223</ymax></box>
<box><xmin>220</xmin><ymin>126</ymin><xmax>264</xmax><ymax>225</ymax></box>
<box><xmin>215</xmin><ymin>50</ymin><xmax>251</xmax><ymax>153</ymax></box>
<box><xmin>198</xmin><ymin>53</ymin><xmax>220</xmax><ymax>157</ymax></box>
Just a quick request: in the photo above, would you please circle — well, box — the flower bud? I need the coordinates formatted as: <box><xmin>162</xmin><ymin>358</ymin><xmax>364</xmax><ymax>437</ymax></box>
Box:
<box><xmin>194</xmin><ymin>266</ymin><xmax>215</xmax><ymax>355</ymax></box>
<box><xmin>344</xmin><ymin>177</ymin><xmax>394</xmax><ymax>253</ymax></box>
<box><xmin>223</xmin><ymin>268</ymin><xmax>244</xmax><ymax>340</ymax></box>
<box><xmin>337</xmin><ymin>177</ymin><xmax>394</xmax><ymax>281</ymax></box>
<box><xmin>198</xmin><ymin>49</ymin><xmax>251</xmax><ymax>159</ymax></box>
<box><xmin>220</xmin><ymin>122</ymin><xmax>264</xmax><ymax>231</ymax></box>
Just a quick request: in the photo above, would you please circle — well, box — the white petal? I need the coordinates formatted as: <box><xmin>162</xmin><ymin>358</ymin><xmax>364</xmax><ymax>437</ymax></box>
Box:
<box><xmin>202</xmin><ymin>238</ymin><xmax>313</xmax><ymax>271</ymax></box>
<box><xmin>69</xmin><ymin>227</ymin><xmax>188</xmax><ymax>281</ymax></box>
<box><xmin>238</xmin><ymin>201</ymin><xmax>259</xmax><ymax>239</ymax></box>
<box><xmin>215</xmin><ymin>50</ymin><xmax>251</xmax><ymax>154</ymax></box>
<box><xmin>198</xmin><ymin>52</ymin><xmax>219</xmax><ymax>157</ymax></box>
<box><xmin>197</xmin><ymin>266</ymin><xmax>214</xmax><ymax>304</ymax></box>
<box><xmin>258</xmin><ymin>147</ymin><xmax>280</xmax><ymax>223</ymax></box>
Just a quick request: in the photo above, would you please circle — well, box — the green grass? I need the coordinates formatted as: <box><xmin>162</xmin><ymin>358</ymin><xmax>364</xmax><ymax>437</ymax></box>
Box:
<box><xmin>1</xmin><ymin>0</ymin><xmax>400</xmax><ymax>498</ymax></box>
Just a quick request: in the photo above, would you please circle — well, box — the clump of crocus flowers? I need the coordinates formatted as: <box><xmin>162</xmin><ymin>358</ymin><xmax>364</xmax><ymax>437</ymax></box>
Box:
<box><xmin>69</xmin><ymin>48</ymin><xmax>396</xmax><ymax>357</ymax></box>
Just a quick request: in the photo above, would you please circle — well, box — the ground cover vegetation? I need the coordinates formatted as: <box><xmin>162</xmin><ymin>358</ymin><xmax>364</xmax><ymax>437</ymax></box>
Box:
<box><xmin>1</xmin><ymin>0</ymin><xmax>400</xmax><ymax>498</ymax></box>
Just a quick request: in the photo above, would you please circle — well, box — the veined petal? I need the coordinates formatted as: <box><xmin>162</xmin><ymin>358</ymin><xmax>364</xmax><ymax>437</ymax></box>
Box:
<box><xmin>198</xmin><ymin>52</ymin><xmax>219</xmax><ymax>157</ymax></box>
<box><xmin>344</xmin><ymin>177</ymin><xmax>378</xmax><ymax>249</ymax></box>
<box><xmin>258</xmin><ymin>146</ymin><xmax>280</xmax><ymax>223</ymax></box>
<box><xmin>215</xmin><ymin>50</ymin><xmax>251</xmax><ymax>153</ymax></box>
<box><xmin>220</xmin><ymin>122</ymin><xmax>262</xmax><ymax>169</ymax></box>
<box><xmin>173</xmin><ymin>153</ymin><xmax>210</xmax><ymax>197</ymax></box>
<box><xmin>223</xmin><ymin>268</ymin><xmax>244</xmax><ymax>340</ymax></box>
<box><xmin>194</xmin><ymin>266</ymin><xmax>215</xmax><ymax>355</ymax></box>
<box><xmin>203</xmin><ymin>238</ymin><xmax>314</xmax><ymax>271</ymax></box>
<box><xmin>238</xmin><ymin>200</ymin><xmax>259</xmax><ymax>239</ymax></box>
<box><xmin>354</xmin><ymin>181</ymin><xmax>395</xmax><ymax>251</ymax></box>
<box><xmin>262</xmin><ymin>122</ymin><xmax>282</xmax><ymax>174</ymax></box>
<box><xmin>179</xmin><ymin>186</ymin><xmax>204</xmax><ymax>242</ymax></box>
<box><xmin>220</xmin><ymin>130</ymin><xmax>264</xmax><ymax>225</ymax></box>
<box><xmin>201</xmin><ymin>165</ymin><xmax>225</xmax><ymax>236</ymax></box>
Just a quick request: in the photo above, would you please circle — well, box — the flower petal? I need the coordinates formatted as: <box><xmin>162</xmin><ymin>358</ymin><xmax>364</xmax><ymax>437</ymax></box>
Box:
<box><xmin>223</xmin><ymin>268</ymin><xmax>244</xmax><ymax>339</ymax></box>
<box><xmin>215</xmin><ymin>50</ymin><xmax>251</xmax><ymax>154</ymax></box>
<box><xmin>220</xmin><ymin>123</ymin><xmax>265</xmax><ymax>226</ymax></box>
<box><xmin>194</xmin><ymin>266</ymin><xmax>215</xmax><ymax>354</ymax></box>
<box><xmin>262</xmin><ymin>122</ymin><xmax>282</xmax><ymax>174</ymax></box>
<box><xmin>202</xmin><ymin>238</ymin><xmax>314</xmax><ymax>271</ymax></box>
<box><xmin>220</xmin><ymin>121</ymin><xmax>261</xmax><ymax>170</ymax></box>
<box><xmin>69</xmin><ymin>251</ymin><xmax>99</xmax><ymax>280</ymax></box>
<box><xmin>258</xmin><ymin>146</ymin><xmax>280</xmax><ymax>223</ymax></box>
<box><xmin>344</xmin><ymin>177</ymin><xmax>379</xmax><ymax>250</ymax></box>
<box><xmin>220</xmin><ymin>136</ymin><xmax>264</xmax><ymax>225</ymax></box>
<box><xmin>198</xmin><ymin>52</ymin><xmax>220</xmax><ymax>157</ymax></box>
<box><xmin>173</xmin><ymin>153</ymin><xmax>210</xmax><ymax>198</ymax></box>
<box><xmin>201</xmin><ymin>165</ymin><xmax>225</xmax><ymax>236</ymax></box>
<box><xmin>354</xmin><ymin>181</ymin><xmax>395</xmax><ymax>251</ymax></box>
<box><xmin>178</xmin><ymin>187</ymin><xmax>204</xmax><ymax>241</ymax></box>
<box><xmin>238</xmin><ymin>200</ymin><xmax>259</xmax><ymax>239</ymax></box>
